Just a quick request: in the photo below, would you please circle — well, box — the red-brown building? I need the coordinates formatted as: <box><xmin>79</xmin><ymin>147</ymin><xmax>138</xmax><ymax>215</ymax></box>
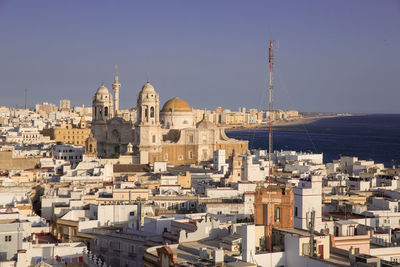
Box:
<box><xmin>254</xmin><ymin>184</ymin><xmax>294</xmax><ymax>251</ymax></box>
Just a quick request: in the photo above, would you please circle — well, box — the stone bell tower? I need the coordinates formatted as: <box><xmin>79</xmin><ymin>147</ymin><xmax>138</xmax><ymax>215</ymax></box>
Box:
<box><xmin>135</xmin><ymin>82</ymin><xmax>162</xmax><ymax>164</ymax></box>
<box><xmin>92</xmin><ymin>84</ymin><xmax>113</xmax><ymax>123</ymax></box>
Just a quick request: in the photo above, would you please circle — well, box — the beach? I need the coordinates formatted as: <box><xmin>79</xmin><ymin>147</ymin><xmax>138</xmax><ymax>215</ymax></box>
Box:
<box><xmin>224</xmin><ymin>114</ymin><xmax>349</xmax><ymax>131</ymax></box>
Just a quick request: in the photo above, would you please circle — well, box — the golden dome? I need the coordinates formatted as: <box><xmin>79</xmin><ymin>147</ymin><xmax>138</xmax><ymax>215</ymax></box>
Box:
<box><xmin>161</xmin><ymin>97</ymin><xmax>191</xmax><ymax>112</ymax></box>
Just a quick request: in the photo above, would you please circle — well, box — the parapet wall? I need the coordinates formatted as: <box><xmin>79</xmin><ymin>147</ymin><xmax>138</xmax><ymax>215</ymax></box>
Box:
<box><xmin>0</xmin><ymin>151</ymin><xmax>40</xmax><ymax>170</ymax></box>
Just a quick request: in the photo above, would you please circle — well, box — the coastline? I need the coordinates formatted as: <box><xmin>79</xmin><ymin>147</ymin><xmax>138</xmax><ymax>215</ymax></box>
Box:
<box><xmin>224</xmin><ymin>114</ymin><xmax>350</xmax><ymax>131</ymax></box>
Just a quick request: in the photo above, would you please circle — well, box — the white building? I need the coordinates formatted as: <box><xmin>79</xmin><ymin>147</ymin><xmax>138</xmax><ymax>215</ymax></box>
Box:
<box><xmin>52</xmin><ymin>144</ymin><xmax>84</xmax><ymax>165</ymax></box>
<box><xmin>59</xmin><ymin>156</ymin><xmax>113</xmax><ymax>182</ymax></box>
<box><xmin>294</xmin><ymin>174</ymin><xmax>324</xmax><ymax>231</ymax></box>
<box><xmin>242</xmin><ymin>154</ymin><xmax>269</xmax><ymax>182</ymax></box>
<box><xmin>213</xmin><ymin>150</ymin><xmax>229</xmax><ymax>174</ymax></box>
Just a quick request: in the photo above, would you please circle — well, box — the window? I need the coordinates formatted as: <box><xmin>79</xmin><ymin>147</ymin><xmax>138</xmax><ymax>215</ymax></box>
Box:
<box><xmin>202</xmin><ymin>149</ymin><xmax>207</xmax><ymax>160</ymax></box>
<box><xmin>295</xmin><ymin>207</ymin><xmax>298</xmax><ymax>217</ymax></box>
<box><xmin>144</xmin><ymin>107</ymin><xmax>148</xmax><ymax>118</ymax></box>
<box><xmin>5</xmin><ymin>235</ymin><xmax>11</xmax><ymax>242</ymax></box>
<box><xmin>152</xmin><ymin>135</ymin><xmax>156</xmax><ymax>143</ymax></box>
<box><xmin>105</xmin><ymin>107</ymin><xmax>108</xmax><ymax>117</ymax></box>
<box><xmin>150</xmin><ymin>107</ymin><xmax>155</xmax><ymax>118</ymax></box>
<box><xmin>188</xmin><ymin>151</ymin><xmax>193</xmax><ymax>159</ymax></box>
<box><xmin>178</xmin><ymin>155</ymin><xmax>183</xmax><ymax>160</ymax></box>
<box><xmin>274</xmin><ymin>207</ymin><xmax>281</xmax><ymax>222</ymax></box>
<box><xmin>129</xmin><ymin>211</ymin><xmax>135</xmax><ymax>216</ymax></box>
<box><xmin>164</xmin><ymin>154</ymin><xmax>168</xmax><ymax>161</ymax></box>
<box><xmin>130</xmin><ymin>245</ymin><xmax>136</xmax><ymax>256</ymax></box>
<box><xmin>188</xmin><ymin>135</ymin><xmax>194</xmax><ymax>143</ymax></box>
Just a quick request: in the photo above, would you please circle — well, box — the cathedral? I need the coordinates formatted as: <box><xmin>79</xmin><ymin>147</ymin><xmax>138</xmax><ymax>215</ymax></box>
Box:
<box><xmin>90</xmin><ymin>73</ymin><xmax>248</xmax><ymax>165</ymax></box>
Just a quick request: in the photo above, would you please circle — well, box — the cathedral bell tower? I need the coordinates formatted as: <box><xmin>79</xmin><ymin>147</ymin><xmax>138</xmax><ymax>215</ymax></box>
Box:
<box><xmin>92</xmin><ymin>84</ymin><xmax>114</xmax><ymax>123</ymax></box>
<box><xmin>135</xmin><ymin>82</ymin><xmax>162</xmax><ymax>164</ymax></box>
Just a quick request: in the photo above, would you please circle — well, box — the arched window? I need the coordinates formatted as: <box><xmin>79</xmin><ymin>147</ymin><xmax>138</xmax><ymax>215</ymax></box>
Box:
<box><xmin>99</xmin><ymin>108</ymin><xmax>102</xmax><ymax>119</ymax></box>
<box><xmin>274</xmin><ymin>207</ymin><xmax>281</xmax><ymax>222</ymax></box>
<box><xmin>150</xmin><ymin>107</ymin><xmax>155</xmax><ymax>118</ymax></box>
<box><xmin>144</xmin><ymin>107</ymin><xmax>148</xmax><ymax>119</ymax></box>
<box><xmin>94</xmin><ymin>107</ymin><xmax>97</xmax><ymax>118</ymax></box>
<box><xmin>104</xmin><ymin>107</ymin><xmax>108</xmax><ymax>117</ymax></box>
<box><xmin>89</xmin><ymin>144</ymin><xmax>93</xmax><ymax>152</ymax></box>
<box><xmin>112</xmin><ymin>129</ymin><xmax>121</xmax><ymax>143</ymax></box>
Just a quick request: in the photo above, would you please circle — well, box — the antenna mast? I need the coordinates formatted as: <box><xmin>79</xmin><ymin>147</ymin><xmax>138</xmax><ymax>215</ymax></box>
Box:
<box><xmin>266</xmin><ymin>33</ymin><xmax>275</xmax><ymax>254</ymax></box>
<box><xmin>25</xmin><ymin>88</ymin><xmax>28</xmax><ymax>110</ymax></box>
<box><xmin>268</xmin><ymin>36</ymin><xmax>274</xmax><ymax>184</ymax></box>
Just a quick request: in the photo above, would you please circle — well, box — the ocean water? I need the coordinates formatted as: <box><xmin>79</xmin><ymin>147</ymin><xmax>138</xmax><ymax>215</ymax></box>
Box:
<box><xmin>225</xmin><ymin>114</ymin><xmax>400</xmax><ymax>167</ymax></box>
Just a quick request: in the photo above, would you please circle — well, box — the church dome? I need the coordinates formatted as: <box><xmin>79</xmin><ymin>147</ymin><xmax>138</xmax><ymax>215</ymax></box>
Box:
<box><xmin>141</xmin><ymin>82</ymin><xmax>155</xmax><ymax>93</ymax></box>
<box><xmin>196</xmin><ymin>120</ymin><xmax>217</xmax><ymax>129</ymax></box>
<box><xmin>161</xmin><ymin>97</ymin><xmax>191</xmax><ymax>112</ymax></box>
<box><xmin>96</xmin><ymin>84</ymin><xmax>110</xmax><ymax>95</ymax></box>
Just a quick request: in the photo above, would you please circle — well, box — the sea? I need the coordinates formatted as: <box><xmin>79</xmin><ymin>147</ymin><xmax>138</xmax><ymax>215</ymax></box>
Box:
<box><xmin>225</xmin><ymin>114</ymin><xmax>400</xmax><ymax>167</ymax></box>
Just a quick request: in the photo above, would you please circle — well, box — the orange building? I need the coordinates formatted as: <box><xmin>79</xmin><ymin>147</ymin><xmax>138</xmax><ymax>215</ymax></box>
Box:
<box><xmin>254</xmin><ymin>184</ymin><xmax>294</xmax><ymax>251</ymax></box>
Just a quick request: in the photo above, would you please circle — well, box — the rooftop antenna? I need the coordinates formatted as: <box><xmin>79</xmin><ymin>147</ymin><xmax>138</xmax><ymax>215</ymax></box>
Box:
<box><xmin>307</xmin><ymin>210</ymin><xmax>316</xmax><ymax>257</ymax></box>
<box><xmin>267</xmin><ymin>30</ymin><xmax>274</xmax><ymax>184</ymax></box>
<box><xmin>25</xmin><ymin>88</ymin><xmax>28</xmax><ymax>110</ymax></box>
<box><xmin>267</xmin><ymin>30</ymin><xmax>275</xmax><ymax>254</ymax></box>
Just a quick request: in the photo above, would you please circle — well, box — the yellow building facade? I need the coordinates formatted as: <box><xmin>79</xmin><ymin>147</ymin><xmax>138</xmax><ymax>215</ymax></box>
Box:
<box><xmin>43</xmin><ymin>119</ymin><xmax>91</xmax><ymax>146</ymax></box>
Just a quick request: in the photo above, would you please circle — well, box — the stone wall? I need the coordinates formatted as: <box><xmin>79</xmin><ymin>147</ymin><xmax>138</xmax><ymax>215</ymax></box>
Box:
<box><xmin>0</xmin><ymin>151</ymin><xmax>40</xmax><ymax>170</ymax></box>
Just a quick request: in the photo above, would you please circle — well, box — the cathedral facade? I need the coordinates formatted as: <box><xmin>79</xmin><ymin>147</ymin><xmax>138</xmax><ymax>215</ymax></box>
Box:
<box><xmin>90</xmin><ymin>74</ymin><xmax>248</xmax><ymax>164</ymax></box>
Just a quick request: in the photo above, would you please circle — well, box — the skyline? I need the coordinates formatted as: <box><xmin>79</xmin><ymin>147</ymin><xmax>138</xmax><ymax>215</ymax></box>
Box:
<box><xmin>0</xmin><ymin>0</ymin><xmax>399</xmax><ymax>113</ymax></box>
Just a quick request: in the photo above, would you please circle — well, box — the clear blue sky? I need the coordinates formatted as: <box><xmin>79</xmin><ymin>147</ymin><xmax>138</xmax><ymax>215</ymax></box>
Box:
<box><xmin>0</xmin><ymin>0</ymin><xmax>399</xmax><ymax>113</ymax></box>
